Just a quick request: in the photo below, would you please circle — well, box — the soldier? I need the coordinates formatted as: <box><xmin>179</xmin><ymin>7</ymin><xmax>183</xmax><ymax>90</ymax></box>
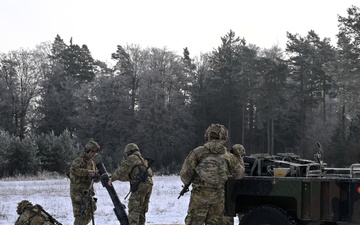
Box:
<box><xmin>108</xmin><ymin>143</ymin><xmax>153</xmax><ymax>225</ymax></box>
<box><xmin>224</xmin><ymin>144</ymin><xmax>247</xmax><ymax>225</ymax></box>
<box><xmin>15</xmin><ymin>200</ymin><xmax>56</xmax><ymax>225</ymax></box>
<box><xmin>69</xmin><ymin>140</ymin><xmax>100</xmax><ymax>225</ymax></box>
<box><xmin>180</xmin><ymin>123</ymin><xmax>245</xmax><ymax>225</ymax></box>
<box><xmin>230</xmin><ymin>144</ymin><xmax>246</xmax><ymax>168</ymax></box>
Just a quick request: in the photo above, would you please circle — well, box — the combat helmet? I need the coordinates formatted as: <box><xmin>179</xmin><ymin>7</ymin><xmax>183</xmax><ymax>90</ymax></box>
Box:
<box><xmin>125</xmin><ymin>143</ymin><xmax>139</xmax><ymax>155</ymax></box>
<box><xmin>232</xmin><ymin>144</ymin><xmax>246</xmax><ymax>157</ymax></box>
<box><xmin>17</xmin><ymin>200</ymin><xmax>32</xmax><ymax>215</ymax></box>
<box><xmin>85</xmin><ymin>140</ymin><xmax>100</xmax><ymax>153</ymax></box>
<box><xmin>205</xmin><ymin>123</ymin><xmax>228</xmax><ymax>141</ymax></box>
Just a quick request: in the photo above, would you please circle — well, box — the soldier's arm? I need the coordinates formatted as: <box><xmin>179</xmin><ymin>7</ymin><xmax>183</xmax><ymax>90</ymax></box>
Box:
<box><xmin>239</xmin><ymin>158</ymin><xmax>245</xmax><ymax>168</ymax></box>
<box><xmin>90</xmin><ymin>161</ymin><xmax>101</xmax><ymax>182</ymax></box>
<box><xmin>229</xmin><ymin>154</ymin><xmax>245</xmax><ymax>179</ymax></box>
<box><xmin>180</xmin><ymin>151</ymin><xmax>197</xmax><ymax>185</ymax></box>
<box><xmin>70</xmin><ymin>158</ymin><xmax>89</xmax><ymax>177</ymax></box>
<box><xmin>111</xmin><ymin>159</ymin><xmax>132</xmax><ymax>182</ymax></box>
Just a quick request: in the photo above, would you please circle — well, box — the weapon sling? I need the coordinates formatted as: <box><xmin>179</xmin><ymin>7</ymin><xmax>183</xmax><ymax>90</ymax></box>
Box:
<box><xmin>124</xmin><ymin>157</ymin><xmax>154</xmax><ymax>200</ymax></box>
<box><xmin>36</xmin><ymin>204</ymin><xmax>63</xmax><ymax>225</ymax></box>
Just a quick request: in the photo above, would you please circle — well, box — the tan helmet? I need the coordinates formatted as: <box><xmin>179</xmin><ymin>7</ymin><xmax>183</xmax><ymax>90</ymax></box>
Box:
<box><xmin>232</xmin><ymin>144</ymin><xmax>246</xmax><ymax>157</ymax></box>
<box><xmin>125</xmin><ymin>143</ymin><xmax>139</xmax><ymax>155</ymax></box>
<box><xmin>17</xmin><ymin>200</ymin><xmax>32</xmax><ymax>215</ymax></box>
<box><xmin>204</xmin><ymin>123</ymin><xmax>228</xmax><ymax>141</ymax></box>
<box><xmin>85</xmin><ymin>140</ymin><xmax>100</xmax><ymax>153</ymax></box>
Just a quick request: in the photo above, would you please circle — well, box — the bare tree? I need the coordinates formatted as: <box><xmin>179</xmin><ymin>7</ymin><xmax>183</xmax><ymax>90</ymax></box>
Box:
<box><xmin>0</xmin><ymin>48</ymin><xmax>46</xmax><ymax>138</ymax></box>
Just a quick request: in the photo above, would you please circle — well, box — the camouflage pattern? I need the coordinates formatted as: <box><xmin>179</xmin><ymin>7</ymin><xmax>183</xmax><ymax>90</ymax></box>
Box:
<box><xmin>194</xmin><ymin>144</ymin><xmax>233</xmax><ymax>188</ymax></box>
<box><xmin>231</xmin><ymin>144</ymin><xmax>245</xmax><ymax>156</ymax></box>
<box><xmin>184</xmin><ymin>187</ymin><xmax>226</xmax><ymax>225</ymax></box>
<box><xmin>125</xmin><ymin>143</ymin><xmax>139</xmax><ymax>155</ymax></box>
<box><xmin>69</xmin><ymin>152</ymin><xmax>99</xmax><ymax>225</ymax></box>
<box><xmin>84</xmin><ymin>140</ymin><xmax>100</xmax><ymax>153</ymax></box>
<box><xmin>180</xmin><ymin>138</ymin><xmax>245</xmax><ymax>225</ymax></box>
<box><xmin>230</xmin><ymin>144</ymin><xmax>245</xmax><ymax>170</ymax></box>
<box><xmin>15</xmin><ymin>200</ymin><xmax>54</xmax><ymax>225</ymax></box>
<box><xmin>204</xmin><ymin>123</ymin><xmax>228</xmax><ymax>141</ymax></box>
<box><xmin>223</xmin><ymin>216</ymin><xmax>234</xmax><ymax>225</ymax></box>
<box><xmin>223</xmin><ymin>144</ymin><xmax>246</xmax><ymax>225</ymax></box>
<box><xmin>111</xmin><ymin>150</ymin><xmax>153</xmax><ymax>225</ymax></box>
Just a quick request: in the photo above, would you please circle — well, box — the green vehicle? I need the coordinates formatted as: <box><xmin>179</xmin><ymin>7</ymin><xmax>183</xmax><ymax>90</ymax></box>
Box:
<box><xmin>225</xmin><ymin>142</ymin><xmax>360</xmax><ymax>225</ymax></box>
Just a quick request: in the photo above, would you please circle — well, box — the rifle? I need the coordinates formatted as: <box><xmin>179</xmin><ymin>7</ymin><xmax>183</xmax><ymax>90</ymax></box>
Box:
<box><xmin>36</xmin><ymin>204</ymin><xmax>63</xmax><ymax>225</ymax></box>
<box><xmin>124</xmin><ymin>158</ymin><xmax>154</xmax><ymax>200</ymax></box>
<box><xmin>96</xmin><ymin>162</ymin><xmax>129</xmax><ymax>225</ymax></box>
<box><xmin>177</xmin><ymin>182</ymin><xmax>191</xmax><ymax>199</ymax></box>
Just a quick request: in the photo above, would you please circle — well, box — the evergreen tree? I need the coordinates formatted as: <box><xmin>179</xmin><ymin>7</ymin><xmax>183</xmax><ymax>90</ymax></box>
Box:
<box><xmin>207</xmin><ymin>30</ymin><xmax>258</xmax><ymax>148</ymax></box>
<box><xmin>7</xmin><ymin>135</ymin><xmax>40</xmax><ymax>175</ymax></box>
<box><xmin>285</xmin><ymin>31</ymin><xmax>335</xmax><ymax>156</ymax></box>
<box><xmin>188</xmin><ymin>53</ymin><xmax>212</xmax><ymax>145</ymax></box>
<box><xmin>0</xmin><ymin>131</ymin><xmax>12</xmax><ymax>177</ymax></box>
<box><xmin>36</xmin><ymin>130</ymin><xmax>77</xmax><ymax>173</ymax></box>
<box><xmin>36</xmin><ymin>35</ymin><xmax>96</xmax><ymax>135</ymax></box>
<box><xmin>335</xmin><ymin>5</ymin><xmax>360</xmax><ymax>118</ymax></box>
<box><xmin>328</xmin><ymin>5</ymin><xmax>360</xmax><ymax>164</ymax></box>
<box><xmin>252</xmin><ymin>47</ymin><xmax>289</xmax><ymax>154</ymax></box>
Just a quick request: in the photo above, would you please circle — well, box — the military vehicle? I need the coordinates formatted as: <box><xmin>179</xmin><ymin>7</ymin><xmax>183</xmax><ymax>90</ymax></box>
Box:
<box><xmin>224</xmin><ymin>142</ymin><xmax>360</xmax><ymax>225</ymax></box>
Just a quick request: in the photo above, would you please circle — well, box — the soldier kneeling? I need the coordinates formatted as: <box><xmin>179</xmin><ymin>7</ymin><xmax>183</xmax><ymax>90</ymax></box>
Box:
<box><xmin>15</xmin><ymin>200</ymin><xmax>60</xmax><ymax>225</ymax></box>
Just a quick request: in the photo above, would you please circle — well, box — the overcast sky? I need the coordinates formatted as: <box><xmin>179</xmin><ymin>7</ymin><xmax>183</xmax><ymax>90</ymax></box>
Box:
<box><xmin>0</xmin><ymin>0</ymin><xmax>358</xmax><ymax>63</ymax></box>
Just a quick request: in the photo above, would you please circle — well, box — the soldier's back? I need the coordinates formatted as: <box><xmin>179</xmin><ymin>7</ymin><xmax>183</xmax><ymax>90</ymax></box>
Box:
<box><xmin>15</xmin><ymin>205</ymin><xmax>54</xmax><ymax>225</ymax></box>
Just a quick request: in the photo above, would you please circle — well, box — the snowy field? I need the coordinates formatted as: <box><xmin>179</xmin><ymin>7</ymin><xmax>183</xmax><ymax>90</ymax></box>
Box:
<box><xmin>0</xmin><ymin>175</ymin><xmax>239</xmax><ymax>225</ymax></box>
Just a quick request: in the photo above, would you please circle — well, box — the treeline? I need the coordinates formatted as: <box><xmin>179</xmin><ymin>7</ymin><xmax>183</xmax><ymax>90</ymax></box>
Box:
<box><xmin>0</xmin><ymin>6</ymin><xmax>360</xmax><ymax>176</ymax></box>
<box><xmin>0</xmin><ymin>130</ymin><xmax>77</xmax><ymax>177</ymax></box>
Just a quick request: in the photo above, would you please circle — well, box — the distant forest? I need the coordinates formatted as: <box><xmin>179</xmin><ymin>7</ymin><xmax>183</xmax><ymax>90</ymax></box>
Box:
<box><xmin>0</xmin><ymin>5</ymin><xmax>360</xmax><ymax>176</ymax></box>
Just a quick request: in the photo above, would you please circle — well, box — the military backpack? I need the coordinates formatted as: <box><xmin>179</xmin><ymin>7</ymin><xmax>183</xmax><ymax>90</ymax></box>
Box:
<box><xmin>195</xmin><ymin>147</ymin><xmax>229</xmax><ymax>188</ymax></box>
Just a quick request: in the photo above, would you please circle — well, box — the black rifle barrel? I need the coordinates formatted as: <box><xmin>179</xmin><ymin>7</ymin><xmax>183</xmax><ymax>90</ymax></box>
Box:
<box><xmin>96</xmin><ymin>162</ymin><xmax>129</xmax><ymax>225</ymax></box>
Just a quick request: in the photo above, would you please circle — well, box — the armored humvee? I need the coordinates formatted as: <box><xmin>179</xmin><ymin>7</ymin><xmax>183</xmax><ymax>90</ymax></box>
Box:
<box><xmin>224</xmin><ymin>142</ymin><xmax>360</xmax><ymax>225</ymax></box>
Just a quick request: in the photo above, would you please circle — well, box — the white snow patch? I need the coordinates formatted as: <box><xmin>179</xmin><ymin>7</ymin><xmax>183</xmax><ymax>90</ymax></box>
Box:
<box><xmin>0</xmin><ymin>175</ymin><xmax>238</xmax><ymax>225</ymax></box>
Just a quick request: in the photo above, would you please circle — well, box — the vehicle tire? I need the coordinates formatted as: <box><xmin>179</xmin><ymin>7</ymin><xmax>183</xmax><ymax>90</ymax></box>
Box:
<box><xmin>239</xmin><ymin>205</ymin><xmax>297</xmax><ymax>225</ymax></box>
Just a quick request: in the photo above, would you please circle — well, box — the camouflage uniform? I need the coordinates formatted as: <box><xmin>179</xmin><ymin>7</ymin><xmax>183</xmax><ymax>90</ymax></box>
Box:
<box><xmin>230</xmin><ymin>144</ymin><xmax>246</xmax><ymax>168</ymax></box>
<box><xmin>224</xmin><ymin>144</ymin><xmax>246</xmax><ymax>225</ymax></box>
<box><xmin>111</xmin><ymin>143</ymin><xmax>153</xmax><ymax>225</ymax></box>
<box><xmin>180</xmin><ymin>124</ymin><xmax>245</xmax><ymax>225</ymax></box>
<box><xmin>15</xmin><ymin>200</ymin><xmax>55</xmax><ymax>225</ymax></box>
<box><xmin>69</xmin><ymin>141</ymin><xmax>100</xmax><ymax>225</ymax></box>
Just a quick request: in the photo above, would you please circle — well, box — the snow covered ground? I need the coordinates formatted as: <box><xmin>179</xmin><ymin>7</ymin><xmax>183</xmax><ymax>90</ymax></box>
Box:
<box><xmin>0</xmin><ymin>175</ymin><xmax>239</xmax><ymax>225</ymax></box>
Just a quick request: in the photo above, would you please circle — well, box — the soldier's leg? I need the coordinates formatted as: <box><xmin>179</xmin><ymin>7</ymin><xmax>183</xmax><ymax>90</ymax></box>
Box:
<box><xmin>74</xmin><ymin>211</ymin><xmax>91</xmax><ymax>225</ymax></box>
<box><xmin>71</xmin><ymin>191</ymin><xmax>84</xmax><ymax>225</ymax></box>
<box><xmin>73</xmin><ymin>217</ymin><xmax>82</xmax><ymax>225</ymax></box>
<box><xmin>138</xmin><ymin>186</ymin><xmax>152</xmax><ymax>225</ymax></box>
<box><xmin>185</xmin><ymin>188</ymin><xmax>208</xmax><ymax>225</ymax></box>
<box><xmin>223</xmin><ymin>216</ymin><xmax>234</xmax><ymax>225</ymax></box>
<box><xmin>73</xmin><ymin>211</ymin><xmax>90</xmax><ymax>225</ymax></box>
<box><xmin>128</xmin><ymin>193</ymin><xmax>146</xmax><ymax>225</ymax></box>
<box><xmin>88</xmin><ymin>197</ymin><xmax>97</xmax><ymax>222</ymax></box>
<box><xmin>71</xmin><ymin>190</ymin><xmax>96</xmax><ymax>225</ymax></box>
<box><xmin>205</xmin><ymin>190</ymin><xmax>225</xmax><ymax>225</ymax></box>
<box><xmin>81</xmin><ymin>197</ymin><xmax>97</xmax><ymax>225</ymax></box>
